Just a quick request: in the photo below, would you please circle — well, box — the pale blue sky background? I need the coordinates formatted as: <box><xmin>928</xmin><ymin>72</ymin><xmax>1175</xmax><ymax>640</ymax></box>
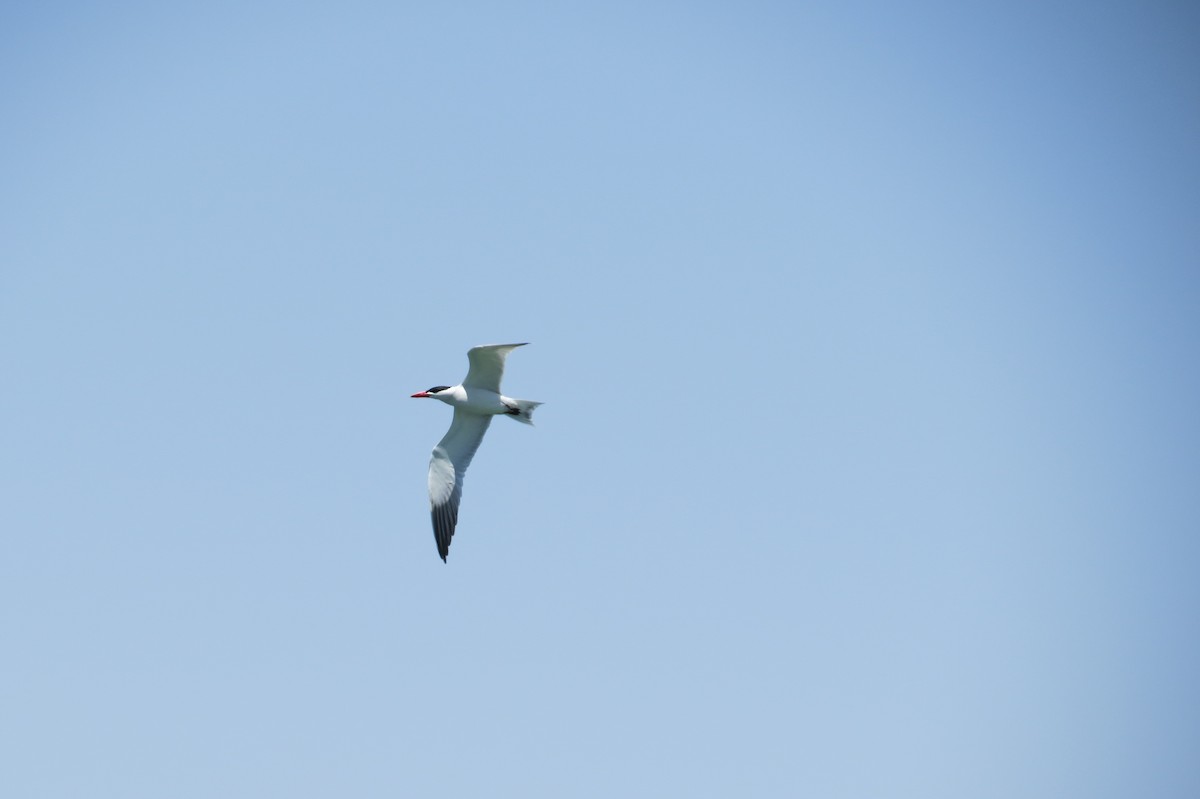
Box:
<box><xmin>2</xmin><ymin>2</ymin><xmax>1198</xmax><ymax>796</ymax></box>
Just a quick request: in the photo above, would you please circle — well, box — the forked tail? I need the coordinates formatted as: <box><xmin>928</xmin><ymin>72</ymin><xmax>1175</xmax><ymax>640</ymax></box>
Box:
<box><xmin>506</xmin><ymin>399</ymin><xmax>543</xmax><ymax>425</ymax></box>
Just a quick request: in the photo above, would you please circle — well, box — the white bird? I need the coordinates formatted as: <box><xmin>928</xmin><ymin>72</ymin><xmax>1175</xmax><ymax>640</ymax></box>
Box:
<box><xmin>411</xmin><ymin>343</ymin><xmax>542</xmax><ymax>562</ymax></box>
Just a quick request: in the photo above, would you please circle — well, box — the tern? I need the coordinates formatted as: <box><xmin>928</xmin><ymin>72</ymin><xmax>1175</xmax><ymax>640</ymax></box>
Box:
<box><xmin>411</xmin><ymin>343</ymin><xmax>542</xmax><ymax>562</ymax></box>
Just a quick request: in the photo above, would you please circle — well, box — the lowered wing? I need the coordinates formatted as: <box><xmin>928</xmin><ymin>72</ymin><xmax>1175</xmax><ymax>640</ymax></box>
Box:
<box><xmin>427</xmin><ymin>409</ymin><xmax>493</xmax><ymax>561</ymax></box>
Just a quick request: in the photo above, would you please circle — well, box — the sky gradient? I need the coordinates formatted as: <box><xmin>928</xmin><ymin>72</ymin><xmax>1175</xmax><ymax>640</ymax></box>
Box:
<box><xmin>3</xmin><ymin>2</ymin><xmax>1198</xmax><ymax>797</ymax></box>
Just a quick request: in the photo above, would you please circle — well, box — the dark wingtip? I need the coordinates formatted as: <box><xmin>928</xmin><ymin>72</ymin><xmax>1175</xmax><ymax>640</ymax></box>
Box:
<box><xmin>432</xmin><ymin>504</ymin><xmax>455</xmax><ymax>562</ymax></box>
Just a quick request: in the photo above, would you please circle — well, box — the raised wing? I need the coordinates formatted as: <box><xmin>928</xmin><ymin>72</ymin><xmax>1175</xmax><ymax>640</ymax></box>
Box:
<box><xmin>427</xmin><ymin>409</ymin><xmax>493</xmax><ymax>561</ymax></box>
<box><xmin>462</xmin><ymin>343</ymin><xmax>528</xmax><ymax>392</ymax></box>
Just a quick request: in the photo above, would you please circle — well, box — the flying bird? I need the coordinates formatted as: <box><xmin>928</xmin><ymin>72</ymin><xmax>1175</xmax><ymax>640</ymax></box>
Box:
<box><xmin>411</xmin><ymin>343</ymin><xmax>542</xmax><ymax>562</ymax></box>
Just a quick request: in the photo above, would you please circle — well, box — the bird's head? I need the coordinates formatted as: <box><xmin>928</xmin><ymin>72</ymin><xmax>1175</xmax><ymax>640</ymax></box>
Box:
<box><xmin>411</xmin><ymin>385</ymin><xmax>452</xmax><ymax>399</ymax></box>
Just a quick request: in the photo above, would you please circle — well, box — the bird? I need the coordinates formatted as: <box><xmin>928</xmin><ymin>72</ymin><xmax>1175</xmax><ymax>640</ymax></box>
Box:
<box><xmin>411</xmin><ymin>343</ymin><xmax>542</xmax><ymax>562</ymax></box>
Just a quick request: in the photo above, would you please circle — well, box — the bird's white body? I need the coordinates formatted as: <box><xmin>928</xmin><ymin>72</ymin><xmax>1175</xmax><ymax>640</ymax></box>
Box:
<box><xmin>426</xmin><ymin>384</ymin><xmax>524</xmax><ymax>417</ymax></box>
<box><xmin>411</xmin><ymin>343</ymin><xmax>541</xmax><ymax>561</ymax></box>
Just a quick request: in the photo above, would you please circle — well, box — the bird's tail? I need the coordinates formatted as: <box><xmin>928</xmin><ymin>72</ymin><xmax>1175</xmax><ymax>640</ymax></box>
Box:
<box><xmin>507</xmin><ymin>399</ymin><xmax>543</xmax><ymax>425</ymax></box>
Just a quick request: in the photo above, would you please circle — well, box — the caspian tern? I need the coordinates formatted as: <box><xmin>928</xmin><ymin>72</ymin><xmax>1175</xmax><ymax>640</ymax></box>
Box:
<box><xmin>411</xmin><ymin>343</ymin><xmax>542</xmax><ymax>562</ymax></box>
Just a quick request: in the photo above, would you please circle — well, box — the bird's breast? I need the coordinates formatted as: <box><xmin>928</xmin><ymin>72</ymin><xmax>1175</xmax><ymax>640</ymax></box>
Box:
<box><xmin>452</xmin><ymin>386</ymin><xmax>510</xmax><ymax>415</ymax></box>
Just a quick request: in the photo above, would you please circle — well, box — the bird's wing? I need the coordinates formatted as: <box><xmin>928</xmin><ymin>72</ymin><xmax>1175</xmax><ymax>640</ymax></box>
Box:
<box><xmin>428</xmin><ymin>409</ymin><xmax>493</xmax><ymax>561</ymax></box>
<box><xmin>462</xmin><ymin>343</ymin><xmax>528</xmax><ymax>392</ymax></box>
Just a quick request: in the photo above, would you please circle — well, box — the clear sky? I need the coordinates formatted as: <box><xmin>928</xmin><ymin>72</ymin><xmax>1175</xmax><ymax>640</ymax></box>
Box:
<box><xmin>2</xmin><ymin>2</ymin><xmax>1198</xmax><ymax>797</ymax></box>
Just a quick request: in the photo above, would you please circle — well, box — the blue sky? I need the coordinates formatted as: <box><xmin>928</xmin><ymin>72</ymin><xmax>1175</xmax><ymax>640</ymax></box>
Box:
<box><xmin>2</xmin><ymin>2</ymin><xmax>1198</xmax><ymax>796</ymax></box>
